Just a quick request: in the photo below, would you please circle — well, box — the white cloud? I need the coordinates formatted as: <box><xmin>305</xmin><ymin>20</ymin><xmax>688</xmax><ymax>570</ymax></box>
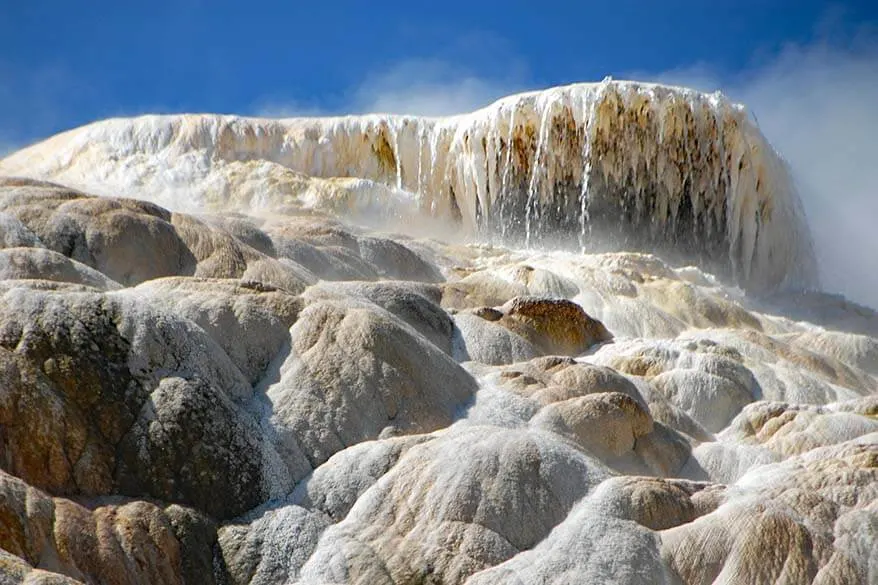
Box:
<box><xmin>347</xmin><ymin>58</ymin><xmax>526</xmax><ymax>116</ymax></box>
<box><xmin>250</xmin><ymin>58</ymin><xmax>526</xmax><ymax>119</ymax></box>
<box><xmin>251</xmin><ymin>99</ymin><xmax>329</xmax><ymax>119</ymax></box>
<box><xmin>639</xmin><ymin>32</ymin><xmax>878</xmax><ymax>310</ymax></box>
<box><xmin>251</xmin><ymin>29</ymin><xmax>529</xmax><ymax>119</ymax></box>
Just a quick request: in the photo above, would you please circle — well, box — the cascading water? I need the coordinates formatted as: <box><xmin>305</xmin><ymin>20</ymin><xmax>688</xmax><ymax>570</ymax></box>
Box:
<box><xmin>499</xmin><ymin>106</ymin><xmax>517</xmax><ymax>241</ymax></box>
<box><xmin>391</xmin><ymin>118</ymin><xmax>404</xmax><ymax>191</ymax></box>
<box><xmin>526</xmin><ymin>99</ymin><xmax>554</xmax><ymax>248</ymax></box>
<box><xmin>415</xmin><ymin>122</ymin><xmax>426</xmax><ymax>199</ymax></box>
<box><xmin>0</xmin><ymin>80</ymin><xmax>818</xmax><ymax>294</ymax></box>
<box><xmin>577</xmin><ymin>92</ymin><xmax>596</xmax><ymax>251</ymax></box>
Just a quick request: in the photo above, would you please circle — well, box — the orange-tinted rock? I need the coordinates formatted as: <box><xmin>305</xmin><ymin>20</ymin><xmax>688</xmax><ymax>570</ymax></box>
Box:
<box><xmin>498</xmin><ymin>296</ymin><xmax>612</xmax><ymax>356</ymax></box>
<box><xmin>0</xmin><ymin>469</ymin><xmax>220</xmax><ymax>585</ymax></box>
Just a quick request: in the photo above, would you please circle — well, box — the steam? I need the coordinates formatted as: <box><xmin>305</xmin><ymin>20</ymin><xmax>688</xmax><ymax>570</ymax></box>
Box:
<box><xmin>260</xmin><ymin>38</ymin><xmax>878</xmax><ymax>309</ymax></box>
<box><xmin>644</xmin><ymin>36</ymin><xmax>878</xmax><ymax>310</ymax></box>
<box><xmin>737</xmin><ymin>41</ymin><xmax>878</xmax><ymax>311</ymax></box>
<box><xmin>5</xmin><ymin>29</ymin><xmax>874</xmax><ymax>309</ymax></box>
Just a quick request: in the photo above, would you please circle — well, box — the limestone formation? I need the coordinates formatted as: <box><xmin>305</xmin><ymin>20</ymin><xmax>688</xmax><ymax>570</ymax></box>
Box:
<box><xmin>265</xmin><ymin>297</ymin><xmax>478</xmax><ymax>470</ymax></box>
<box><xmin>0</xmin><ymin>286</ymin><xmax>275</xmax><ymax>519</ymax></box>
<box><xmin>0</xmin><ymin>81</ymin><xmax>818</xmax><ymax>293</ymax></box>
<box><xmin>0</xmin><ymin>82</ymin><xmax>875</xmax><ymax>585</ymax></box>
<box><xmin>0</xmin><ymin>469</ymin><xmax>219</xmax><ymax>585</ymax></box>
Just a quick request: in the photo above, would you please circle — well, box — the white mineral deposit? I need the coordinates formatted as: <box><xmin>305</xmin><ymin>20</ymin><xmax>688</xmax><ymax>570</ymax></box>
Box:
<box><xmin>0</xmin><ymin>81</ymin><xmax>874</xmax><ymax>585</ymax></box>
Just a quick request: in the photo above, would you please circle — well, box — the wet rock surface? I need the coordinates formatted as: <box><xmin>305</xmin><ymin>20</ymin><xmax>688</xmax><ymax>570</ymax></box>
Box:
<box><xmin>0</xmin><ymin>83</ymin><xmax>875</xmax><ymax>584</ymax></box>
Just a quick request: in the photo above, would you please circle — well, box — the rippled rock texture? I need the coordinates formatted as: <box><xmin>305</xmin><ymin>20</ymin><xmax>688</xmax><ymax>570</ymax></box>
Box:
<box><xmin>0</xmin><ymin>82</ymin><xmax>874</xmax><ymax>585</ymax></box>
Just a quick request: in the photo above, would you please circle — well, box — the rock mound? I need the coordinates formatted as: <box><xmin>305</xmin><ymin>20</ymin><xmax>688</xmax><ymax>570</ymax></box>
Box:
<box><xmin>0</xmin><ymin>81</ymin><xmax>874</xmax><ymax>584</ymax></box>
<box><xmin>497</xmin><ymin>296</ymin><xmax>613</xmax><ymax>356</ymax></box>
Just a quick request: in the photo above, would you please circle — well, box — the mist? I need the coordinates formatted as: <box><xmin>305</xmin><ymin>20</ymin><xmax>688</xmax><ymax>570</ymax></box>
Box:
<box><xmin>738</xmin><ymin>42</ymin><xmax>878</xmax><ymax>311</ymax></box>
<box><xmin>261</xmin><ymin>39</ymin><xmax>878</xmax><ymax>310</ymax></box>
<box><xmin>8</xmin><ymin>31</ymin><xmax>876</xmax><ymax>310</ymax></box>
<box><xmin>648</xmin><ymin>36</ymin><xmax>878</xmax><ymax>311</ymax></box>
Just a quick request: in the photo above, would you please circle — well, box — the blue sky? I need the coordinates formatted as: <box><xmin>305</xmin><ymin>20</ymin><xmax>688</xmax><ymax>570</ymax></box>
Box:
<box><xmin>1</xmin><ymin>1</ymin><xmax>875</xmax><ymax>146</ymax></box>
